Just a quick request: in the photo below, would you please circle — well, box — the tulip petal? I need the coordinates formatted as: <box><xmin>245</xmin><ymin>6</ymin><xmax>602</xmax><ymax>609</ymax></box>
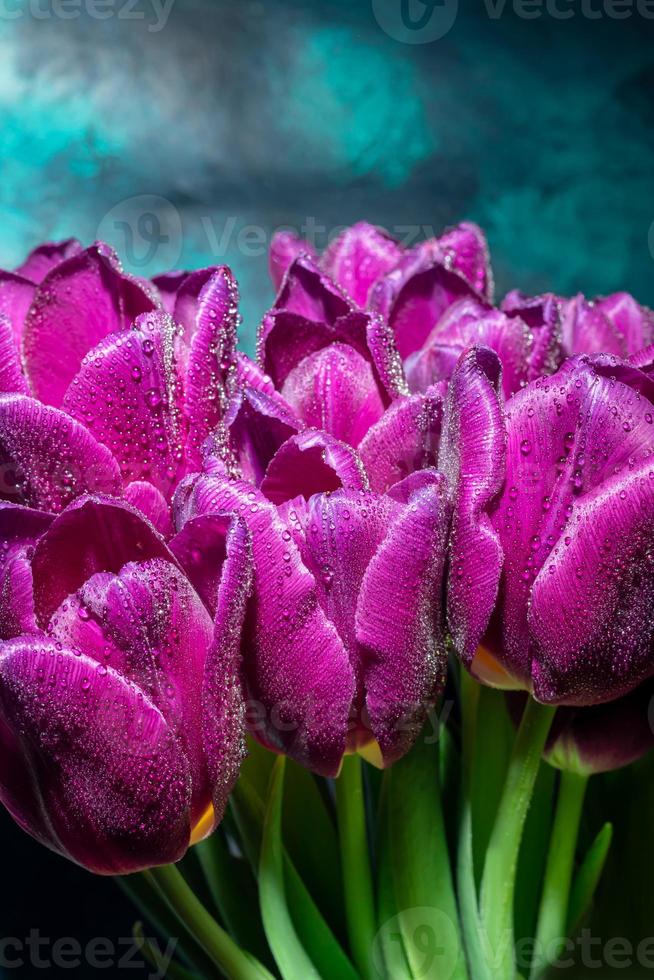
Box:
<box><xmin>15</xmin><ymin>239</ymin><xmax>83</xmax><ymax>284</ymax></box>
<box><xmin>293</xmin><ymin>490</ymin><xmax>396</xmax><ymax>687</ymax></box>
<box><xmin>561</xmin><ymin>295</ymin><xmax>625</xmax><ymax>357</ymax></box>
<box><xmin>491</xmin><ymin>356</ymin><xmax>654</xmax><ymax>692</ymax></box>
<box><xmin>200</xmin><ymin>514</ymin><xmax>251</xmax><ymax>824</ymax></box>
<box><xmin>151</xmin><ymin>270</ymin><xmax>189</xmax><ymax>313</ymax></box>
<box><xmin>321</xmin><ymin>223</ymin><xmax>402</xmax><ymax>307</ymax></box>
<box><xmin>123</xmin><ymin>481</ymin><xmax>173</xmax><ymax>536</ymax></box>
<box><xmin>0</xmin><ymin>637</ymin><xmax>191</xmax><ymax>873</ymax></box>
<box><xmin>226</xmin><ymin>385</ymin><xmax>301</xmax><ymax>486</ymax></box>
<box><xmin>529</xmin><ymin>461</ymin><xmax>654</xmax><ymax>705</ymax></box>
<box><xmin>0</xmin><ymin>271</ymin><xmax>35</xmax><ymax>348</ymax></box>
<box><xmin>235</xmin><ymin>351</ymin><xmax>276</xmax><ymax>394</ymax></box>
<box><xmin>31</xmin><ymin>495</ymin><xmax>173</xmax><ymax>623</ymax></box>
<box><xmin>49</xmin><ymin>559</ymin><xmax>216</xmax><ymax>826</ymax></box>
<box><xmin>261</xmin><ymin>431</ymin><xmax>369</xmax><ymax>505</ymax></box>
<box><xmin>0</xmin><ymin>500</ymin><xmax>53</xmax><ymax>553</ymax></box>
<box><xmin>169</xmin><ymin>513</ymin><xmax>231</xmax><ymax>614</ymax></box>
<box><xmin>501</xmin><ymin>290</ymin><xmax>562</xmax><ymax>380</ymax></box>
<box><xmin>259</xmin><ymin>305</ymin><xmax>405</xmax><ymax>404</ymax></box>
<box><xmin>280</xmin><ymin>343</ymin><xmax>386</xmax><ymax>446</ymax></box>
<box><xmin>22</xmin><ymin>243</ymin><xmax>158</xmax><ymax>406</ymax></box>
<box><xmin>0</xmin><ymin>394</ymin><xmax>122</xmax><ymax>512</ymax></box>
<box><xmin>370</xmin><ymin>254</ymin><xmax>481</xmax><ymax>360</ymax></box>
<box><xmin>174</xmin><ymin>475</ymin><xmax>355</xmax><ymax>776</ymax></box>
<box><xmin>63</xmin><ymin>311</ymin><xmax>186</xmax><ymax>494</ymax></box>
<box><xmin>438</xmin><ymin>348</ymin><xmax>505</xmax><ymax>670</ymax></box>
<box><xmin>180</xmin><ymin>267</ymin><xmax>239</xmax><ymax>465</ymax></box>
<box><xmin>0</xmin><ymin>314</ymin><xmax>29</xmax><ymax>395</ymax></box>
<box><xmin>356</xmin><ymin>471</ymin><xmax>449</xmax><ymax>764</ymax></box>
<box><xmin>269</xmin><ymin>232</ymin><xmax>317</xmax><ymax>293</ymax></box>
<box><xmin>595</xmin><ymin>292</ymin><xmax>654</xmax><ymax>354</ymax></box>
<box><xmin>359</xmin><ymin>386</ymin><xmax>445</xmax><ymax>493</ymax></box>
<box><xmin>272</xmin><ymin>254</ymin><xmax>352</xmax><ymax>323</ymax></box>
<box><xmin>543</xmin><ymin>679</ymin><xmax>654</xmax><ymax>774</ymax></box>
<box><xmin>435</xmin><ymin>222</ymin><xmax>493</xmax><ymax>301</ymax></box>
<box><xmin>0</xmin><ymin>554</ymin><xmax>37</xmax><ymax>639</ymax></box>
<box><xmin>407</xmin><ymin>304</ymin><xmax>534</xmax><ymax>399</ymax></box>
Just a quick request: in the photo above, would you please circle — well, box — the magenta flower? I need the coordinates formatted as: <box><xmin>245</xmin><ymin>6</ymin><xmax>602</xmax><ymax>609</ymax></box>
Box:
<box><xmin>1</xmin><ymin>242</ymin><xmax>240</xmax><ymax>523</ymax></box>
<box><xmin>0</xmin><ymin>494</ymin><xmax>250</xmax><ymax>873</ymax></box>
<box><xmin>217</xmin><ymin>254</ymin><xmax>450</xmax><ymax>497</ymax></box>
<box><xmin>545</xmin><ymin>679</ymin><xmax>654</xmax><ymax>774</ymax></box>
<box><xmin>508</xmin><ymin>679</ymin><xmax>654</xmax><ymax>774</ymax></box>
<box><xmin>267</xmin><ymin>222</ymin><xmax>565</xmax><ymax>401</ymax></box>
<box><xmin>448</xmin><ymin>350</ymin><xmax>654</xmax><ymax>707</ymax></box>
<box><xmin>173</xmin><ymin>456</ymin><xmax>449</xmax><ymax>776</ymax></box>
<box><xmin>502</xmin><ymin>288</ymin><xmax>654</xmax><ymax>359</ymax></box>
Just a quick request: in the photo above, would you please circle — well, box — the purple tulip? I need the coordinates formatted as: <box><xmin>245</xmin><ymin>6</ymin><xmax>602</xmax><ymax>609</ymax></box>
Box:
<box><xmin>173</xmin><ymin>445</ymin><xmax>449</xmax><ymax>776</ymax></box>
<box><xmin>259</xmin><ymin>251</ymin><xmax>406</xmax><ymax>439</ymax></box>
<box><xmin>218</xmin><ymin>255</ymin><xmax>453</xmax><ymax>497</ymax></box>
<box><xmin>267</xmin><ymin>223</ymin><xmax>565</xmax><ymax>402</ymax></box>
<box><xmin>502</xmin><ymin>288</ymin><xmax>654</xmax><ymax>360</ymax></box>
<box><xmin>448</xmin><ymin>350</ymin><xmax>654</xmax><ymax>707</ymax></box>
<box><xmin>1</xmin><ymin>242</ymin><xmax>241</xmax><ymax>520</ymax></box>
<box><xmin>508</xmin><ymin>679</ymin><xmax>654</xmax><ymax>774</ymax></box>
<box><xmin>269</xmin><ymin>220</ymin><xmax>492</xmax><ymax>310</ymax></box>
<box><xmin>0</xmin><ymin>494</ymin><xmax>250</xmax><ymax>873</ymax></box>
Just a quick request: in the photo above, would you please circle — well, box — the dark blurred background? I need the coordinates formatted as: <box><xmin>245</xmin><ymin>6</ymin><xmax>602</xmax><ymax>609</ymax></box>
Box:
<box><xmin>1</xmin><ymin>0</ymin><xmax>654</xmax><ymax>975</ymax></box>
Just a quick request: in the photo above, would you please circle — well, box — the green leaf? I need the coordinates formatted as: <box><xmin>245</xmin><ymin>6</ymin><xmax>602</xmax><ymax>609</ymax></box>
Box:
<box><xmin>472</xmin><ymin>686</ymin><xmax>514</xmax><ymax>884</ymax></box>
<box><xmin>117</xmin><ymin>873</ymin><xmax>216</xmax><ymax>979</ymax></box>
<box><xmin>567</xmin><ymin>822</ymin><xmax>613</xmax><ymax>934</ymax></box>
<box><xmin>514</xmin><ymin>762</ymin><xmax>556</xmax><ymax>945</ymax></box>
<box><xmin>335</xmin><ymin>755</ymin><xmax>377</xmax><ymax>979</ymax></box>
<box><xmin>376</xmin><ymin>775</ymin><xmax>412</xmax><ymax>980</ymax></box>
<box><xmin>387</xmin><ymin>732</ymin><xmax>468</xmax><ymax>980</ymax></box>
<box><xmin>285</xmin><ymin>859</ymin><xmax>361</xmax><ymax>980</ymax></box>
<box><xmin>259</xmin><ymin>756</ymin><xmax>321</xmax><ymax>980</ymax></box>
<box><xmin>243</xmin><ymin>759</ymin><xmax>359</xmax><ymax>980</ymax></box>
<box><xmin>242</xmin><ymin>734</ymin><xmax>277</xmax><ymax>798</ymax></box>
<box><xmin>231</xmin><ymin>777</ymin><xmax>266</xmax><ymax>869</ymax></box>
<box><xmin>133</xmin><ymin>921</ymin><xmax>198</xmax><ymax>980</ymax></box>
<box><xmin>283</xmin><ymin>759</ymin><xmax>345</xmax><ymax>938</ymax></box>
<box><xmin>195</xmin><ymin>831</ymin><xmax>272</xmax><ymax>968</ymax></box>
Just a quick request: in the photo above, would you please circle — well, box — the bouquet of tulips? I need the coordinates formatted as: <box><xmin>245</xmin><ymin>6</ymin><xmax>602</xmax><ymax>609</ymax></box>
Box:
<box><xmin>0</xmin><ymin>223</ymin><xmax>653</xmax><ymax>979</ymax></box>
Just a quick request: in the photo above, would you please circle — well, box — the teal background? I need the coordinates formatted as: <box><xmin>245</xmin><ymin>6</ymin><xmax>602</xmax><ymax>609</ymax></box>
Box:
<box><xmin>1</xmin><ymin>0</ymin><xmax>653</xmax><ymax>353</ymax></box>
<box><xmin>1</xmin><ymin>1</ymin><xmax>654</xmax><ymax>975</ymax></box>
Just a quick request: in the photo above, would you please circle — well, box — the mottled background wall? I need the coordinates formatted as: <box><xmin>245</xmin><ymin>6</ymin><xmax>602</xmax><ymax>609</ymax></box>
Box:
<box><xmin>2</xmin><ymin>0</ymin><xmax>654</xmax><ymax>349</ymax></box>
<box><xmin>1</xmin><ymin>0</ymin><xmax>654</xmax><ymax>975</ymax></box>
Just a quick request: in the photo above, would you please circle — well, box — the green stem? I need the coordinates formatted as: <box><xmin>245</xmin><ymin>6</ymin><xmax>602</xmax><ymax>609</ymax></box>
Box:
<box><xmin>457</xmin><ymin>671</ymin><xmax>493</xmax><ymax>980</ymax></box>
<box><xmin>480</xmin><ymin>698</ymin><xmax>556</xmax><ymax>979</ymax></box>
<box><xmin>149</xmin><ymin>864</ymin><xmax>274</xmax><ymax>980</ymax></box>
<box><xmin>335</xmin><ymin>754</ymin><xmax>377</xmax><ymax>980</ymax></box>
<box><xmin>530</xmin><ymin>770</ymin><xmax>588</xmax><ymax>979</ymax></box>
<box><xmin>118</xmin><ymin>872</ymin><xmax>216</xmax><ymax>978</ymax></box>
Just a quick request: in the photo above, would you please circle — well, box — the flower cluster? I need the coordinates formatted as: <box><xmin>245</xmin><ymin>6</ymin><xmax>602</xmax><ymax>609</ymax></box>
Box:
<box><xmin>0</xmin><ymin>223</ymin><xmax>653</xmax><ymax>875</ymax></box>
